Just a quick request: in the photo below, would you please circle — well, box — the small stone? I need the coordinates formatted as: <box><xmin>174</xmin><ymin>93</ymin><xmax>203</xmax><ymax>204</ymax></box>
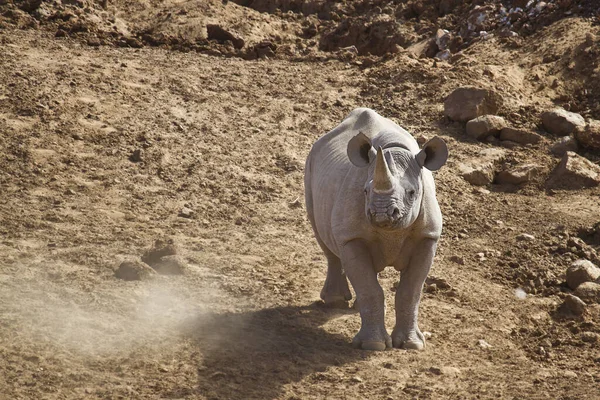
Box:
<box><xmin>351</xmin><ymin>376</ymin><xmax>363</xmax><ymax>383</ymax></box>
<box><xmin>179</xmin><ymin>206</ymin><xmax>194</xmax><ymax>218</ymax></box>
<box><xmin>581</xmin><ymin>332</ymin><xmax>599</xmax><ymax>343</ymax></box>
<box><xmin>541</xmin><ymin>108</ymin><xmax>585</xmax><ymax>136</ymax></box>
<box><xmin>574</xmin><ymin>119</ymin><xmax>600</xmax><ymax>150</ymax></box>
<box><xmin>562</xmin><ymin>370</ymin><xmax>578</xmax><ymax>379</ymax></box>
<box><xmin>129</xmin><ymin>149</ymin><xmax>143</xmax><ymax>162</ymax></box>
<box><xmin>563</xmin><ymin>294</ymin><xmax>587</xmax><ymax>315</ymax></box>
<box><xmin>444</xmin><ymin>87</ymin><xmax>503</xmax><ymax>122</ymax></box>
<box><xmin>449</xmin><ymin>255</ymin><xmax>465</xmax><ymax>265</ymax></box>
<box><xmin>65</xmin><ymin>189</ymin><xmax>76</xmax><ymax>195</ymax></box>
<box><xmin>496</xmin><ymin>164</ymin><xmax>541</xmax><ymax>185</ymax></box>
<box><xmin>574</xmin><ymin>282</ymin><xmax>600</xmax><ymax>303</ymax></box>
<box><xmin>430</xmin><ymin>366</ymin><xmax>461</xmax><ymax>376</ymax></box>
<box><xmin>150</xmin><ymin>255</ymin><xmax>186</xmax><ymax>275</ymax></box>
<box><xmin>517</xmin><ymin>233</ymin><xmax>535</xmax><ymax>241</ymax></box>
<box><xmin>435</xmin><ymin>49</ymin><xmax>451</xmax><ymax>61</ymax></box>
<box><xmin>547</xmin><ymin>152</ymin><xmax>600</xmax><ymax>190</ymax></box>
<box><xmin>566</xmin><ymin>259</ymin><xmax>600</xmax><ymax>290</ymax></box>
<box><xmin>423</xmin><ymin>331</ymin><xmax>432</xmax><ymax>340</ymax></box>
<box><xmin>550</xmin><ymin>136</ymin><xmax>578</xmax><ymax>157</ymax></box>
<box><xmin>115</xmin><ymin>260</ymin><xmax>156</xmax><ymax>281</ymax></box>
<box><xmin>499</xmin><ymin>127</ymin><xmax>542</xmax><ymax>145</ymax></box>
<box><xmin>477</xmin><ymin>339</ymin><xmax>492</xmax><ymax>349</ymax></box>
<box><xmin>466</xmin><ymin>115</ymin><xmax>507</xmax><ymax>140</ymax></box>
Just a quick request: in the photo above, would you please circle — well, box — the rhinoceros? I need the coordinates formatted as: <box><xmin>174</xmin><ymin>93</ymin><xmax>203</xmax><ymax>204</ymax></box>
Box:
<box><xmin>304</xmin><ymin>108</ymin><xmax>448</xmax><ymax>351</ymax></box>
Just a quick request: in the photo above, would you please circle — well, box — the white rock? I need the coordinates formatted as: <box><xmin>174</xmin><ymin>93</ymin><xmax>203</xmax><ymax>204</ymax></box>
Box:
<box><xmin>477</xmin><ymin>339</ymin><xmax>492</xmax><ymax>349</ymax></box>
<box><xmin>566</xmin><ymin>259</ymin><xmax>600</xmax><ymax>290</ymax></box>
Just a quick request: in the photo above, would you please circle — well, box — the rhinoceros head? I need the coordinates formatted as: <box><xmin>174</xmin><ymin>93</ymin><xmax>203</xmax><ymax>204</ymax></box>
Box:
<box><xmin>347</xmin><ymin>131</ymin><xmax>447</xmax><ymax>229</ymax></box>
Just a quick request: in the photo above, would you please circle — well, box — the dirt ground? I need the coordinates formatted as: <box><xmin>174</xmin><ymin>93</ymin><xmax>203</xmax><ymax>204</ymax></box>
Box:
<box><xmin>1</xmin><ymin>0</ymin><xmax>600</xmax><ymax>399</ymax></box>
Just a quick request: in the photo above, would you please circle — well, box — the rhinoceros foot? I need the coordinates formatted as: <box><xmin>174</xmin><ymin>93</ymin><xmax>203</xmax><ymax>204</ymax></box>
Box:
<box><xmin>352</xmin><ymin>327</ymin><xmax>392</xmax><ymax>351</ymax></box>
<box><xmin>391</xmin><ymin>328</ymin><xmax>425</xmax><ymax>350</ymax></box>
<box><xmin>320</xmin><ymin>276</ymin><xmax>352</xmax><ymax>307</ymax></box>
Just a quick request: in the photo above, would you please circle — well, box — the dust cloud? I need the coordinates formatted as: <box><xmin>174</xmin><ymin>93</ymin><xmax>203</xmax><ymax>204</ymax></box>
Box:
<box><xmin>0</xmin><ymin>264</ymin><xmax>216</xmax><ymax>356</ymax></box>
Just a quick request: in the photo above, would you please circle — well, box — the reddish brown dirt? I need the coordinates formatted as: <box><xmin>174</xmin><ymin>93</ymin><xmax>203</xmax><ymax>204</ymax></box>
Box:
<box><xmin>1</xmin><ymin>1</ymin><xmax>600</xmax><ymax>399</ymax></box>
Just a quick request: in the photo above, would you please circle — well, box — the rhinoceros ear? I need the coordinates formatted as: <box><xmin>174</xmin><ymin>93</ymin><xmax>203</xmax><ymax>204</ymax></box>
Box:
<box><xmin>416</xmin><ymin>137</ymin><xmax>448</xmax><ymax>171</ymax></box>
<box><xmin>347</xmin><ymin>131</ymin><xmax>376</xmax><ymax>167</ymax></box>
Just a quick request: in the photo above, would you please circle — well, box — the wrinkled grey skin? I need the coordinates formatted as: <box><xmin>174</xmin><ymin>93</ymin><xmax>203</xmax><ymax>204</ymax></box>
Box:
<box><xmin>304</xmin><ymin>108</ymin><xmax>448</xmax><ymax>351</ymax></box>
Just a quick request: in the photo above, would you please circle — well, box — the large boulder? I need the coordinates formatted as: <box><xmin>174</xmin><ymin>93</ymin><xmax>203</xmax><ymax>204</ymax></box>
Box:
<box><xmin>499</xmin><ymin>127</ymin><xmax>542</xmax><ymax>145</ymax></box>
<box><xmin>566</xmin><ymin>259</ymin><xmax>600</xmax><ymax>290</ymax></box>
<box><xmin>444</xmin><ymin>87</ymin><xmax>502</xmax><ymax>122</ymax></box>
<box><xmin>574</xmin><ymin>119</ymin><xmax>600</xmax><ymax>150</ymax></box>
<box><xmin>546</xmin><ymin>151</ymin><xmax>600</xmax><ymax>190</ymax></box>
<box><xmin>496</xmin><ymin>164</ymin><xmax>541</xmax><ymax>185</ymax></box>
<box><xmin>574</xmin><ymin>282</ymin><xmax>600</xmax><ymax>303</ymax></box>
<box><xmin>541</xmin><ymin>108</ymin><xmax>585</xmax><ymax>136</ymax></box>
<box><xmin>466</xmin><ymin>115</ymin><xmax>507</xmax><ymax>140</ymax></box>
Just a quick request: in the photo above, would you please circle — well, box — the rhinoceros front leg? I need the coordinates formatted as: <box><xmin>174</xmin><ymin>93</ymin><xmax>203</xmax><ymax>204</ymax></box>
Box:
<box><xmin>341</xmin><ymin>240</ymin><xmax>391</xmax><ymax>351</ymax></box>
<box><xmin>392</xmin><ymin>238</ymin><xmax>437</xmax><ymax>350</ymax></box>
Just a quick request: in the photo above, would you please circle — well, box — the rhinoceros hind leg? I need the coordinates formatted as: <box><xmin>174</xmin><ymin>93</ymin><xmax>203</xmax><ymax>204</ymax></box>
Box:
<box><xmin>320</xmin><ymin>255</ymin><xmax>352</xmax><ymax>307</ymax></box>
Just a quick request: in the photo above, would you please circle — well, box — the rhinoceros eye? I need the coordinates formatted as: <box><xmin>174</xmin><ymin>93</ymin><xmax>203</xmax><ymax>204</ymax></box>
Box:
<box><xmin>408</xmin><ymin>189</ymin><xmax>416</xmax><ymax>199</ymax></box>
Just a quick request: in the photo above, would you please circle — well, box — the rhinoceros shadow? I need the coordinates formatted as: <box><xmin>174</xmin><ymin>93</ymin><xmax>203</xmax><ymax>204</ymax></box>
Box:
<box><xmin>179</xmin><ymin>303</ymin><xmax>365</xmax><ymax>400</ymax></box>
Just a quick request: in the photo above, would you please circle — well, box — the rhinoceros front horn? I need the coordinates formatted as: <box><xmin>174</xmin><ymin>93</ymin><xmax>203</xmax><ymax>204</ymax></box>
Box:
<box><xmin>373</xmin><ymin>146</ymin><xmax>394</xmax><ymax>192</ymax></box>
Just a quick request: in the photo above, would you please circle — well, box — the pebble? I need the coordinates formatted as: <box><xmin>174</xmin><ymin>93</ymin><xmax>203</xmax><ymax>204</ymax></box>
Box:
<box><xmin>179</xmin><ymin>206</ymin><xmax>194</xmax><ymax>218</ymax></box>
<box><xmin>477</xmin><ymin>339</ymin><xmax>492</xmax><ymax>349</ymax></box>
<box><xmin>517</xmin><ymin>233</ymin><xmax>535</xmax><ymax>241</ymax></box>
<box><xmin>580</xmin><ymin>332</ymin><xmax>599</xmax><ymax>343</ymax></box>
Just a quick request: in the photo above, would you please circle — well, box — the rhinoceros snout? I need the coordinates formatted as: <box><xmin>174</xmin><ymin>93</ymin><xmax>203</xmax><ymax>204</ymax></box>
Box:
<box><xmin>368</xmin><ymin>206</ymin><xmax>401</xmax><ymax>228</ymax></box>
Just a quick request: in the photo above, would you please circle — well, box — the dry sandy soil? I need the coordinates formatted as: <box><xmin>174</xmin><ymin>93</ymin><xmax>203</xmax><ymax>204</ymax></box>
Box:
<box><xmin>1</xmin><ymin>0</ymin><xmax>600</xmax><ymax>399</ymax></box>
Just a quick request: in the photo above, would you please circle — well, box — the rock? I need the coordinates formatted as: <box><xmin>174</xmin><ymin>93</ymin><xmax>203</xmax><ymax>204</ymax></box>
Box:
<box><xmin>151</xmin><ymin>254</ymin><xmax>186</xmax><ymax>275</ymax></box>
<box><xmin>206</xmin><ymin>24</ymin><xmax>245</xmax><ymax>49</ymax></box>
<box><xmin>179</xmin><ymin>206</ymin><xmax>194</xmax><ymax>218</ymax></box>
<box><xmin>466</xmin><ymin>115</ymin><xmax>507</xmax><ymax>140</ymax></box>
<box><xmin>477</xmin><ymin>339</ymin><xmax>492</xmax><ymax>349</ymax></box>
<box><xmin>574</xmin><ymin>282</ymin><xmax>600</xmax><ymax>303</ymax></box>
<box><xmin>541</xmin><ymin>108</ymin><xmax>585</xmax><ymax>136</ymax></box>
<box><xmin>546</xmin><ymin>152</ymin><xmax>600</xmax><ymax>190</ymax></box>
<box><xmin>444</xmin><ymin>87</ymin><xmax>502</xmax><ymax>122</ymax></box>
<box><xmin>351</xmin><ymin>376</ymin><xmax>363</xmax><ymax>383</ymax></box>
<box><xmin>499</xmin><ymin>127</ymin><xmax>542</xmax><ymax>145</ymax></box>
<box><xmin>458</xmin><ymin>148</ymin><xmax>506</xmax><ymax>185</ymax></box>
<box><xmin>435</xmin><ymin>49</ymin><xmax>451</xmax><ymax>61</ymax></box>
<box><xmin>430</xmin><ymin>366</ymin><xmax>461</xmax><ymax>376</ymax></box>
<box><xmin>566</xmin><ymin>260</ymin><xmax>600</xmax><ymax>290</ymax></box>
<box><xmin>574</xmin><ymin>119</ymin><xmax>600</xmax><ymax>150</ymax></box>
<box><xmin>435</xmin><ymin>29</ymin><xmax>451</xmax><ymax>50</ymax></box>
<box><xmin>496</xmin><ymin>164</ymin><xmax>541</xmax><ymax>185</ymax></box>
<box><xmin>517</xmin><ymin>233</ymin><xmax>535</xmax><ymax>241</ymax></box>
<box><xmin>563</xmin><ymin>294</ymin><xmax>586</xmax><ymax>316</ymax></box>
<box><xmin>550</xmin><ymin>136</ymin><xmax>578</xmax><ymax>156</ymax></box>
<box><xmin>142</xmin><ymin>239</ymin><xmax>178</xmax><ymax>266</ymax></box>
<box><xmin>115</xmin><ymin>260</ymin><xmax>156</xmax><ymax>281</ymax></box>
<box><xmin>581</xmin><ymin>332</ymin><xmax>599</xmax><ymax>343</ymax></box>
<box><xmin>129</xmin><ymin>149</ymin><xmax>143</xmax><ymax>162</ymax></box>
<box><xmin>449</xmin><ymin>255</ymin><xmax>465</xmax><ymax>265</ymax></box>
